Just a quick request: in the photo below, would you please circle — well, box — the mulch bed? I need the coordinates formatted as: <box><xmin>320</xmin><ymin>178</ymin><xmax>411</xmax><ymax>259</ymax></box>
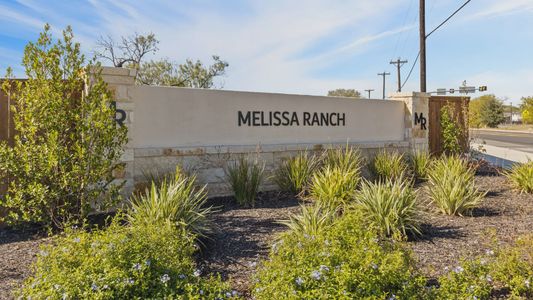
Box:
<box><xmin>1</xmin><ymin>174</ymin><xmax>532</xmax><ymax>299</ymax></box>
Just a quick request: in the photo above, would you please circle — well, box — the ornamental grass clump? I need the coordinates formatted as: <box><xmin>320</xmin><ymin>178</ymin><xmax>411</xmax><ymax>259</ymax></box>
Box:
<box><xmin>308</xmin><ymin>166</ymin><xmax>360</xmax><ymax>208</ymax></box>
<box><xmin>18</xmin><ymin>217</ymin><xmax>233</xmax><ymax>299</ymax></box>
<box><xmin>254</xmin><ymin>209</ymin><xmax>427</xmax><ymax>299</ymax></box>
<box><xmin>225</xmin><ymin>156</ymin><xmax>264</xmax><ymax>207</ymax></box>
<box><xmin>370</xmin><ymin>150</ymin><xmax>410</xmax><ymax>182</ymax></box>
<box><xmin>127</xmin><ymin>172</ymin><xmax>214</xmax><ymax>240</ymax></box>
<box><xmin>427</xmin><ymin>156</ymin><xmax>486</xmax><ymax>216</ymax></box>
<box><xmin>409</xmin><ymin>149</ymin><xmax>432</xmax><ymax>181</ymax></box>
<box><xmin>278</xmin><ymin>204</ymin><xmax>337</xmax><ymax>239</ymax></box>
<box><xmin>273</xmin><ymin>151</ymin><xmax>319</xmax><ymax>195</ymax></box>
<box><xmin>355</xmin><ymin>179</ymin><xmax>421</xmax><ymax>237</ymax></box>
<box><xmin>321</xmin><ymin>145</ymin><xmax>364</xmax><ymax>174</ymax></box>
<box><xmin>504</xmin><ymin>161</ymin><xmax>533</xmax><ymax>193</ymax></box>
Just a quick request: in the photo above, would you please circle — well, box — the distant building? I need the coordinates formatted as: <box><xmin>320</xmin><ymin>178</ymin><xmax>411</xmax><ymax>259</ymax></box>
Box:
<box><xmin>504</xmin><ymin>112</ymin><xmax>522</xmax><ymax>124</ymax></box>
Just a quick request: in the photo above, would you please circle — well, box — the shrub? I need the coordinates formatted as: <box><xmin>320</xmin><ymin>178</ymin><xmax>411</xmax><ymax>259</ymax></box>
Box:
<box><xmin>354</xmin><ymin>179</ymin><xmax>421</xmax><ymax>237</ymax></box>
<box><xmin>308</xmin><ymin>166</ymin><xmax>359</xmax><ymax>208</ymax></box>
<box><xmin>18</xmin><ymin>218</ymin><xmax>233</xmax><ymax>299</ymax></box>
<box><xmin>225</xmin><ymin>156</ymin><xmax>264</xmax><ymax>207</ymax></box>
<box><xmin>504</xmin><ymin>161</ymin><xmax>533</xmax><ymax>193</ymax></box>
<box><xmin>278</xmin><ymin>204</ymin><xmax>336</xmax><ymax>238</ymax></box>
<box><xmin>440</xmin><ymin>105</ymin><xmax>464</xmax><ymax>155</ymax></box>
<box><xmin>409</xmin><ymin>150</ymin><xmax>432</xmax><ymax>181</ymax></box>
<box><xmin>273</xmin><ymin>151</ymin><xmax>319</xmax><ymax>195</ymax></box>
<box><xmin>427</xmin><ymin>156</ymin><xmax>486</xmax><ymax>216</ymax></box>
<box><xmin>0</xmin><ymin>26</ymin><xmax>127</xmax><ymax>228</ymax></box>
<box><xmin>370</xmin><ymin>150</ymin><xmax>410</xmax><ymax>182</ymax></box>
<box><xmin>434</xmin><ymin>258</ymin><xmax>492</xmax><ymax>300</ymax></box>
<box><xmin>491</xmin><ymin>234</ymin><xmax>533</xmax><ymax>298</ymax></box>
<box><xmin>127</xmin><ymin>173</ymin><xmax>214</xmax><ymax>240</ymax></box>
<box><xmin>254</xmin><ymin>209</ymin><xmax>427</xmax><ymax>299</ymax></box>
<box><xmin>321</xmin><ymin>145</ymin><xmax>364</xmax><ymax>174</ymax></box>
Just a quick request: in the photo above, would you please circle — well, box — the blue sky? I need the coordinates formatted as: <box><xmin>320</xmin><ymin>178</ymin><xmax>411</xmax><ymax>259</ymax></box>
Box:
<box><xmin>0</xmin><ymin>0</ymin><xmax>532</xmax><ymax>104</ymax></box>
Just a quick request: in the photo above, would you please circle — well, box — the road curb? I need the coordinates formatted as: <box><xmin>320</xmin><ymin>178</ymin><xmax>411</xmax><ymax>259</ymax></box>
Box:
<box><xmin>472</xmin><ymin>143</ymin><xmax>532</xmax><ymax>164</ymax></box>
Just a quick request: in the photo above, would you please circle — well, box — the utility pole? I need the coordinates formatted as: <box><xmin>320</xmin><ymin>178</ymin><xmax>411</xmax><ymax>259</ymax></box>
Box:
<box><xmin>419</xmin><ymin>0</ymin><xmax>427</xmax><ymax>92</ymax></box>
<box><xmin>377</xmin><ymin>72</ymin><xmax>390</xmax><ymax>99</ymax></box>
<box><xmin>390</xmin><ymin>58</ymin><xmax>408</xmax><ymax>92</ymax></box>
<box><xmin>365</xmin><ymin>89</ymin><xmax>374</xmax><ymax>99</ymax></box>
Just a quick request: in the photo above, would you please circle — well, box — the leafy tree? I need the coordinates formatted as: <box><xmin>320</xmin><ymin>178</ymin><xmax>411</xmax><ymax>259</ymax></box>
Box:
<box><xmin>327</xmin><ymin>89</ymin><xmax>362</xmax><ymax>98</ymax></box>
<box><xmin>95</xmin><ymin>32</ymin><xmax>159</xmax><ymax>70</ymax></box>
<box><xmin>469</xmin><ymin>95</ymin><xmax>505</xmax><ymax>128</ymax></box>
<box><xmin>520</xmin><ymin>96</ymin><xmax>533</xmax><ymax>124</ymax></box>
<box><xmin>0</xmin><ymin>25</ymin><xmax>128</xmax><ymax>228</ymax></box>
<box><xmin>137</xmin><ymin>56</ymin><xmax>229</xmax><ymax>88</ymax></box>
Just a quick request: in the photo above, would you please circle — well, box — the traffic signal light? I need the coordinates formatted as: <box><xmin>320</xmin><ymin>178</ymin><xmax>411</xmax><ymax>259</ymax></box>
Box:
<box><xmin>479</xmin><ymin>86</ymin><xmax>488</xmax><ymax>92</ymax></box>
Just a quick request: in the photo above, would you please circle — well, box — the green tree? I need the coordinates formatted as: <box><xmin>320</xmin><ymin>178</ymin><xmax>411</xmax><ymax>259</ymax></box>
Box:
<box><xmin>469</xmin><ymin>94</ymin><xmax>505</xmax><ymax>128</ymax></box>
<box><xmin>0</xmin><ymin>25</ymin><xmax>128</xmax><ymax>228</ymax></box>
<box><xmin>137</xmin><ymin>56</ymin><xmax>229</xmax><ymax>88</ymax></box>
<box><xmin>327</xmin><ymin>89</ymin><xmax>362</xmax><ymax>98</ymax></box>
<box><xmin>520</xmin><ymin>96</ymin><xmax>533</xmax><ymax>124</ymax></box>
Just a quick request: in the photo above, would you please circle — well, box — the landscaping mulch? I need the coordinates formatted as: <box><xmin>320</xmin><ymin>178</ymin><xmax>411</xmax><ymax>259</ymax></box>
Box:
<box><xmin>0</xmin><ymin>174</ymin><xmax>532</xmax><ymax>299</ymax></box>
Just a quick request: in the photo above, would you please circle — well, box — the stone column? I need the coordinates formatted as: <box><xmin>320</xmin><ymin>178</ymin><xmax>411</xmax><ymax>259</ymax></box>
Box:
<box><xmin>390</xmin><ymin>92</ymin><xmax>429</xmax><ymax>151</ymax></box>
<box><xmin>99</xmin><ymin>67</ymin><xmax>137</xmax><ymax>196</ymax></box>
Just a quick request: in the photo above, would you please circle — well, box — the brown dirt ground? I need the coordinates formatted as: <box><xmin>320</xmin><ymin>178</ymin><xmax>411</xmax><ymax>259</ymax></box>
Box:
<box><xmin>1</xmin><ymin>174</ymin><xmax>532</xmax><ymax>299</ymax></box>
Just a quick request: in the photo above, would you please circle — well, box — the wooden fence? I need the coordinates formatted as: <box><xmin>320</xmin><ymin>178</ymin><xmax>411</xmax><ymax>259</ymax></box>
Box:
<box><xmin>428</xmin><ymin>96</ymin><xmax>470</xmax><ymax>155</ymax></box>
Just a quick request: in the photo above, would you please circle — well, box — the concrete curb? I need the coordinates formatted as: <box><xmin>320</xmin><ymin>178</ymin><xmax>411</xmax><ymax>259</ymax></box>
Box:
<box><xmin>470</xmin><ymin>128</ymin><xmax>533</xmax><ymax>135</ymax></box>
<box><xmin>472</xmin><ymin>143</ymin><xmax>532</xmax><ymax>164</ymax></box>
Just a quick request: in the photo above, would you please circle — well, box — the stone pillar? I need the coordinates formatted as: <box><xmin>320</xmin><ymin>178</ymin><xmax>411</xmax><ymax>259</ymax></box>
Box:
<box><xmin>390</xmin><ymin>92</ymin><xmax>429</xmax><ymax>151</ymax></box>
<box><xmin>100</xmin><ymin>67</ymin><xmax>137</xmax><ymax>196</ymax></box>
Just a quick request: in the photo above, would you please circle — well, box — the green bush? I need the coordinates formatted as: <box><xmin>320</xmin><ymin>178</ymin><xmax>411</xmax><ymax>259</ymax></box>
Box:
<box><xmin>354</xmin><ymin>179</ymin><xmax>421</xmax><ymax>237</ymax></box>
<box><xmin>440</xmin><ymin>105</ymin><xmax>464</xmax><ymax>155</ymax></box>
<box><xmin>491</xmin><ymin>234</ymin><xmax>533</xmax><ymax>298</ymax></box>
<box><xmin>427</xmin><ymin>156</ymin><xmax>486</xmax><ymax>216</ymax></box>
<box><xmin>321</xmin><ymin>145</ymin><xmax>364</xmax><ymax>174</ymax></box>
<box><xmin>409</xmin><ymin>150</ymin><xmax>432</xmax><ymax>181</ymax></box>
<box><xmin>254</xmin><ymin>209</ymin><xmax>427</xmax><ymax>299</ymax></box>
<box><xmin>225</xmin><ymin>156</ymin><xmax>264</xmax><ymax>207</ymax></box>
<box><xmin>127</xmin><ymin>173</ymin><xmax>214</xmax><ymax>240</ymax></box>
<box><xmin>308</xmin><ymin>166</ymin><xmax>359</xmax><ymax>208</ymax></box>
<box><xmin>0</xmin><ymin>26</ymin><xmax>127</xmax><ymax>228</ymax></box>
<box><xmin>504</xmin><ymin>161</ymin><xmax>533</xmax><ymax>193</ymax></box>
<box><xmin>18</xmin><ymin>219</ymin><xmax>234</xmax><ymax>299</ymax></box>
<box><xmin>278</xmin><ymin>204</ymin><xmax>336</xmax><ymax>239</ymax></box>
<box><xmin>434</xmin><ymin>258</ymin><xmax>492</xmax><ymax>300</ymax></box>
<box><xmin>273</xmin><ymin>151</ymin><xmax>319</xmax><ymax>195</ymax></box>
<box><xmin>370</xmin><ymin>150</ymin><xmax>410</xmax><ymax>182</ymax></box>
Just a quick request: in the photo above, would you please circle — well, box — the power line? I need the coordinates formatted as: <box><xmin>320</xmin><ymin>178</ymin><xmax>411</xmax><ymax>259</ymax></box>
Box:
<box><xmin>426</xmin><ymin>0</ymin><xmax>472</xmax><ymax>39</ymax></box>
<box><xmin>401</xmin><ymin>51</ymin><xmax>420</xmax><ymax>89</ymax></box>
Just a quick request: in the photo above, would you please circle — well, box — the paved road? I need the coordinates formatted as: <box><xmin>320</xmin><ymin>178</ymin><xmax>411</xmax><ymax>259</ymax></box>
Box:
<box><xmin>471</xmin><ymin>129</ymin><xmax>533</xmax><ymax>154</ymax></box>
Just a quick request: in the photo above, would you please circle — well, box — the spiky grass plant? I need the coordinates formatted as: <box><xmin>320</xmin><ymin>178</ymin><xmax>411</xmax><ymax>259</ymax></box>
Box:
<box><xmin>427</xmin><ymin>156</ymin><xmax>486</xmax><ymax>216</ymax></box>
<box><xmin>309</xmin><ymin>166</ymin><xmax>360</xmax><ymax>208</ymax></box>
<box><xmin>355</xmin><ymin>179</ymin><xmax>420</xmax><ymax>237</ymax></box>
<box><xmin>225</xmin><ymin>156</ymin><xmax>264</xmax><ymax>207</ymax></box>
<box><xmin>278</xmin><ymin>204</ymin><xmax>337</xmax><ymax>238</ymax></box>
<box><xmin>370</xmin><ymin>150</ymin><xmax>410</xmax><ymax>182</ymax></box>
<box><xmin>322</xmin><ymin>145</ymin><xmax>364</xmax><ymax>174</ymax></box>
<box><xmin>504</xmin><ymin>161</ymin><xmax>533</xmax><ymax>194</ymax></box>
<box><xmin>127</xmin><ymin>174</ymin><xmax>214</xmax><ymax>239</ymax></box>
<box><xmin>273</xmin><ymin>151</ymin><xmax>319</xmax><ymax>195</ymax></box>
<box><xmin>409</xmin><ymin>150</ymin><xmax>432</xmax><ymax>181</ymax></box>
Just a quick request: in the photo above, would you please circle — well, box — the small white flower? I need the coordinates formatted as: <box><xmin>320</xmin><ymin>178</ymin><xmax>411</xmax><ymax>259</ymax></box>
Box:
<box><xmin>125</xmin><ymin>278</ymin><xmax>134</xmax><ymax>285</ymax></box>
<box><xmin>194</xmin><ymin>269</ymin><xmax>201</xmax><ymax>277</ymax></box>
<box><xmin>178</xmin><ymin>274</ymin><xmax>186</xmax><ymax>280</ymax></box>
<box><xmin>485</xmin><ymin>249</ymin><xmax>494</xmax><ymax>256</ymax></box>
<box><xmin>371</xmin><ymin>263</ymin><xmax>378</xmax><ymax>270</ymax></box>
<box><xmin>225</xmin><ymin>292</ymin><xmax>232</xmax><ymax>298</ymax></box>
<box><xmin>132</xmin><ymin>263</ymin><xmax>142</xmax><ymax>271</ymax></box>
<box><xmin>311</xmin><ymin>270</ymin><xmax>322</xmax><ymax>280</ymax></box>
<box><xmin>103</xmin><ymin>285</ymin><xmax>109</xmax><ymax>290</ymax></box>
<box><xmin>160</xmin><ymin>274</ymin><xmax>170</xmax><ymax>283</ymax></box>
<box><xmin>525</xmin><ymin>279</ymin><xmax>530</xmax><ymax>288</ymax></box>
<box><xmin>53</xmin><ymin>284</ymin><xmax>61</xmax><ymax>290</ymax></box>
<box><xmin>454</xmin><ymin>266</ymin><xmax>464</xmax><ymax>273</ymax></box>
<box><xmin>91</xmin><ymin>283</ymin><xmax>98</xmax><ymax>291</ymax></box>
<box><xmin>248</xmin><ymin>261</ymin><xmax>257</xmax><ymax>268</ymax></box>
<box><xmin>388</xmin><ymin>294</ymin><xmax>397</xmax><ymax>300</ymax></box>
<box><xmin>295</xmin><ymin>277</ymin><xmax>304</xmax><ymax>286</ymax></box>
<box><xmin>485</xmin><ymin>275</ymin><xmax>492</xmax><ymax>283</ymax></box>
<box><xmin>73</xmin><ymin>237</ymin><xmax>80</xmax><ymax>243</ymax></box>
<box><xmin>232</xmin><ymin>290</ymin><xmax>239</xmax><ymax>296</ymax></box>
<box><xmin>319</xmin><ymin>265</ymin><xmax>330</xmax><ymax>272</ymax></box>
<box><xmin>199</xmin><ymin>289</ymin><xmax>204</xmax><ymax>295</ymax></box>
<box><xmin>145</xmin><ymin>259</ymin><xmax>151</xmax><ymax>267</ymax></box>
<box><xmin>39</xmin><ymin>250</ymin><xmax>49</xmax><ymax>257</ymax></box>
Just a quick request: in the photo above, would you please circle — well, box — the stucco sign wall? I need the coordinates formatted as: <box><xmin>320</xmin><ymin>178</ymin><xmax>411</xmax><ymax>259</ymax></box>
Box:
<box><xmin>128</xmin><ymin>86</ymin><xmax>406</xmax><ymax>149</ymax></box>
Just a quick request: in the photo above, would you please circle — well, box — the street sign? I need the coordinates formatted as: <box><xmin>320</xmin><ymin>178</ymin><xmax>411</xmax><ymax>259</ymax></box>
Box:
<box><xmin>459</xmin><ymin>86</ymin><xmax>476</xmax><ymax>94</ymax></box>
<box><xmin>437</xmin><ymin>88</ymin><xmax>447</xmax><ymax>95</ymax></box>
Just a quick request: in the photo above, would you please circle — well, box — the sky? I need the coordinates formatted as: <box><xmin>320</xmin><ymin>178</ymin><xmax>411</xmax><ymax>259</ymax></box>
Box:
<box><xmin>0</xmin><ymin>0</ymin><xmax>532</xmax><ymax>105</ymax></box>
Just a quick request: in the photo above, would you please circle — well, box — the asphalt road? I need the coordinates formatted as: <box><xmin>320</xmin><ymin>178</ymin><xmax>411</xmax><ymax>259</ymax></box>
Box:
<box><xmin>471</xmin><ymin>129</ymin><xmax>533</xmax><ymax>153</ymax></box>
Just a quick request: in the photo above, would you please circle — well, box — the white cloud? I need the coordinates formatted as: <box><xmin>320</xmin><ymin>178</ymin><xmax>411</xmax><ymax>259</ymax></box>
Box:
<box><xmin>468</xmin><ymin>0</ymin><xmax>533</xmax><ymax>19</ymax></box>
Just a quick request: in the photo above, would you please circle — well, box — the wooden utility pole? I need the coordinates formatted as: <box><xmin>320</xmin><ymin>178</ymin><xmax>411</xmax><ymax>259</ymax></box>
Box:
<box><xmin>390</xmin><ymin>58</ymin><xmax>408</xmax><ymax>92</ymax></box>
<box><xmin>419</xmin><ymin>0</ymin><xmax>427</xmax><ymax>92</ymax></box>
<box><xmin>377</xmin><ymin>72</ymin><xmax>390</xmax><ymax>99</ymax></box>
<box><xmin>365</xmin><ymin>89</ymin><xmax>374</xmax><ymax>99</ymax></box>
